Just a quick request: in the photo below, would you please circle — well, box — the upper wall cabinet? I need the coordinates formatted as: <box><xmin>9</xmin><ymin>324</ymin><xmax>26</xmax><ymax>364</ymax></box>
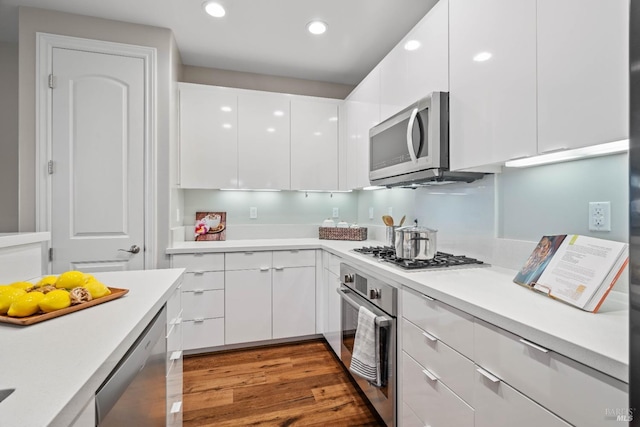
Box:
<box><xmin>379</xmin><ymin>0</ymin><xmax>449</xmax><ymax>121</ymax></box>
<box><xmin>345</xmin><ymin>66</ymin><xmax>381</xmax><ymax>190</ymax></box>
<box><xmin>449</xmin><ymin>0</ymin><xmax>538</xmax><ymax>171</ymax></box>
<box><xmin>237</xmin><ymin>92</ymin><xmax>291</xmax><ymax>190</ymax></box>
<box><xmin>537</xmin><ymin>0</ymin><xmax>629</xmax><ymax>153</ymax></box>
<box><xmin>178</xmin><ymin>84</ymin><xmax>238</xmax><ymax>188</ymax></box>
<box><xmin>290</xmin><ymin>99</ymin><xmax>339</xmax><ymax>191</ymax></box>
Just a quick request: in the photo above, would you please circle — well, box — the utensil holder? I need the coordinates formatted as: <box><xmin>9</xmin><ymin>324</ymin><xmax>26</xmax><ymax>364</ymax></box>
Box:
<box><xmin>386</xmin><ymin>226</ymin><xmax>397</xmax><ymax>247</ymax></box>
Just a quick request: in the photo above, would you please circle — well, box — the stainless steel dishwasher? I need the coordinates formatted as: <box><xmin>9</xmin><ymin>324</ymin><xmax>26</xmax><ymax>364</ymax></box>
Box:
<box><xmin>95</xmin><ymin>305</ymin><xmax>166</xmax><ymax>426</ymax></box>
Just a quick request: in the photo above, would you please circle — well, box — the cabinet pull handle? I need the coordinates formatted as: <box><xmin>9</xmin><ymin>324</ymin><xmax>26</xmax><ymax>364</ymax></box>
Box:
<box><xmin>422</xmin><ymin>369</ymin><xmax>438</xmax><ymax>382</ymax></box>
<box><xmin>193</xmin><ymin>289</ymin><xmax>204</xmax><ymax>294</ymax></box>
<box><xmin>519</xmin><ymin>338</ymin><xmax>549</xmax><ymax>353</ymax></box>
<box><xmin>260</xmin><ymin>267</ymin><xmax>270</xmax><ymax>272</ymax></box>
<box><xmin>422</xmin><ymin>294</ymin><xmax>435</xmax><ymax>302</ymax></box>
<box><xmin>193</xmin><ymin>270</ymin><xmax>205</xmax><ymax>275</ymax></box>
<box><xmin>422</xmin><ymin>331</ymin><xmax>437</xmax><ymax>342</ymax></box>
<box><xmin>274</xmin><ymin>266</ymin><xmax>284</xmax><ymax>271</ymax></box>
<box><xmin>194</xmin><ymin>253</ymin><xmax>204</xmax><ymax>257</ymax></box>
<box><xmin>170</xmin><ymin>350</ymin><xmax>182</xmax><ymax>361</ymax></box>
<box><xmin>476</xmin><ymin>367</ymin><xmax>500</xmax><ymax>383</ymax></box>
<box><xmin>245</xmin><ymin>252</ymin><xmax>254</xmax><ymax>255</ymax></box>
<box><xmin>170</xmin><ymin>401</ymin><xmax>182</xmax><ymax>414</ymax></box>
<box><xmin>194</xmin><ymin>317</ymin><xmax>204</xmax><ymax>323</ymax></box>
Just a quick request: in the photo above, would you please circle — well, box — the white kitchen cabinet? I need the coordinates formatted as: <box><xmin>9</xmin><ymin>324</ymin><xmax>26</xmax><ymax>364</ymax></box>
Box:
<box><xmin>237</xmin><ymin>92</ymin><xmax>291</xmax><ymax>190</ymax></box>
<box><xmin>474</xmin><ymin>318</ymin><xmax>628</xmax><ymax>427</ymax></box>
<box><xmin>165</xmin><ymin>282</ymin><xmax>183</xmax><ymax>427</ymax></box>
<box><xmin>474</xmin><ymin>368</ymin><xmax>570</xmax><ymax>427</ymax></box>
<box><xmin>345</xmin><ymin>66</ymin><xmax>380</xmax><ymax>190</ymax></box>
<box><xmin>379</xmin><ymin>0</ymin><xmax>449</xmax><ymax>121</ymax></box>
<box><xmin>449</xmin><ymin>0</ymin><xmax>537</xmax><ymax>171</ymax></box>
<box><xmin>321</xmin><ymin>251</ymin><xmax>342</xmax><ymax>356</ymax></box>
<box><xmin>537</xmin><ymin>0</ymin><xmax>629</xmax><ymax>153</ymax></box>
<box><xmin>225</xmin><ymin>268</ymin><xmax>272</xmax><ymax>344</ymax></box>
<box><xmin>290</xmin><ymin>99</ymin><xmax>339</xmax><ymax>191</ymax></box>
<box><xmin>272</xmin><ymin>266</ymin><xmax>316</xmax><ymax>339</ymax></box>
<box><xmin>178</xmin><ymin>83</ymin><xmax>238</xmax><ymax>189</ymax></box>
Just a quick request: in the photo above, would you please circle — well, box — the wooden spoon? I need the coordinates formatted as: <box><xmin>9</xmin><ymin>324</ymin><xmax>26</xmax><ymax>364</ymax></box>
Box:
<box><xmin>382</xmin><ymin>215</ymin><xmax>394</xmax><ymax>226</ymax></box>
<box><xmin>399</xmin><ymin>215</ymin><xmax>406</xmax><ymax>226</ymax></box>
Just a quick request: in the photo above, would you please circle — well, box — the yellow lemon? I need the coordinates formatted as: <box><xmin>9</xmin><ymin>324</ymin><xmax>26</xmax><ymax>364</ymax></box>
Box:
<box><xmin>7</xmin><ymin>292</ymin><xmax>45</xmax><ymax>317</ymax></box>
<box><xmin>0</xmin><ymin>289</ymin><xmax>27</xmax><ymax>314</ymax></box>
<box><xmin>85</xmin><ymin>280</ymin><xmax>111</xmax><ymax>299</ymax></box>
<box><xmin>83</xmin><ymin>273</ymin><xmax>96</xmax><ymax>283</ymax></box>
<box><xmin>55</xmin><ymin>271</ymin><xmax>87</xmax><ymax>290</ymax></box>
<box><xmin>0</xmin><ymin>285</ymin><xmax>14</xmax><ymax>294</ymax></box>
<box><xmin>35</xmin><ymin>275</ymin><xmax>58</xmax><ymax>288</ymax></box>
<box><xmin>9</xmin><ymin>281</ymin><xmax>34</xmax><ymax>291</ymax></box>
<box><xmin>39</xmin><ymin>289</ymin><xmax>71</xmax><ymax>313</ymax></box>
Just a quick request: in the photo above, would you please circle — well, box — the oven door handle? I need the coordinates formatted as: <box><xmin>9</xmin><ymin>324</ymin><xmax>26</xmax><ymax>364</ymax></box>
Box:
<box><xmin>337</xmin><ymin>287</ymin><xmax>391</xmax><ymax>327</ymax></box>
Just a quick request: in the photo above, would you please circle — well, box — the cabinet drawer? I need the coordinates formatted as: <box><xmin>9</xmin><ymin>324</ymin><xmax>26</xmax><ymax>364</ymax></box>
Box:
<box><xmin>402</xmin><ymin>352</ymin><xmax>474</xmax><ymax>427</ymax></box>
<box><xmin>474</xmin><ymin>319</ymin><xmax>628</xmax><ymax>427</ymax></box>
<box><xmin>182</xmin><ymin>271</ymin><xmax>224</xmax><ymax>291</ymax></box>
<box><xmin>474</xmin><ymin>367</ymin><xmax>570</xmax><ymax>427</ymax></box>
<box><xmin>402</xmin><ymin>288</ymin><xmax>474</xmax><ymax>358</ymax></box>
<box><xmin>182</xmin><ymin>317</ymin><xmax>224</xmax><ymax>350</ymax></box>
<box><xmin>225</xmin><ymin>251</ymin><xmax>272</xmax><ymax>270</ymax></box>
<box><xmin>172</xmin><ymin>253</ymin><xmax>224</xmax><ymax>272</ymax></box>
<box><xmin>167</xmin><ymin>314</ymin><xmax>182</xmax><ymax>352</ymax></box>
<box><xmin>402</xmin><ymin>318</ymin><xmax>474</xmax><ymax>405</ymax></box>
<box><xmin>401</xmin><ymin>402</ymin><xmax>423</xmax><ymax>427</ymax></box>
<box><xmin>167</xmin><ymin>355</ymin><xmax>183</xmax><ymax>401</ymax></box>
<box><xmin>182</xmin><ymin>290</ymin><xmax>224</xmax><ymax>320</ymax></box>
<box><xmin>166</xmin><ymin>286</ymin><xmax>182</xmax><ymax>329</ymax></box>
<box><xmin>273</xmin><ymin>249</ymin><xmax>316</xmax><ymax>268</ymax></box>
<box><xmin>325</xmin><ymin>252</ymin><xmax>341</xmax><ymax>276</ymax></box>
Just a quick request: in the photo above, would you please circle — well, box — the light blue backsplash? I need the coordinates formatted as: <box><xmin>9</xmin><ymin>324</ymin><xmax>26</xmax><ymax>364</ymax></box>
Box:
<box><xmin>181</xmin><ymin>153</ymin><xmax>628</xmax><ymax>244</ymax></box>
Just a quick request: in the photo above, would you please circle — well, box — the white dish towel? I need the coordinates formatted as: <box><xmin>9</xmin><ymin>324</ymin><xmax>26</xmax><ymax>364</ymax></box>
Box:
<box><xmin>349</xmin><ymin>306</ymin><xmax>382</xmax><ymax>387</ymax></box>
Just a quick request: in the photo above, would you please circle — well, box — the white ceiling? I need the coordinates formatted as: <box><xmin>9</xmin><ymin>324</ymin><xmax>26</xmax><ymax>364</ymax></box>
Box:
<box><xmin>0</xmin><ymin>0</ymin><xmax>439</xmax><ymax>85</ymax></box>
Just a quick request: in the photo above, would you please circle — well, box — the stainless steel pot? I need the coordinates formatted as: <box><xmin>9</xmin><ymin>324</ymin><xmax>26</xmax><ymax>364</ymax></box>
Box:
<box><xmin>394</xmin><ymin>224</ymin><xmax>437</xmax><ymax>260</ymax></box>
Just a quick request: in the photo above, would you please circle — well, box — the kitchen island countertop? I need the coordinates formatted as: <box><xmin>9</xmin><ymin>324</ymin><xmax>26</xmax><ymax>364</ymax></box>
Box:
<box><xmin>168</xmin><ymin>238</ymin><xmax>629</xmax><ymax>384</ymax></box>
<box><xmin>0</xmin><ymin>268</ymin><xmax>184</xmax><ymax>427</ymax></box>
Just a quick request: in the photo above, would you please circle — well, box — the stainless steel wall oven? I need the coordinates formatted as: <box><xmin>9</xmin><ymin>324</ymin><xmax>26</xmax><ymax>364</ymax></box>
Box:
<box><xmin>337</xmin><ymin>263</ymin><xmax>397</xmax><ymax>426</ymax></box>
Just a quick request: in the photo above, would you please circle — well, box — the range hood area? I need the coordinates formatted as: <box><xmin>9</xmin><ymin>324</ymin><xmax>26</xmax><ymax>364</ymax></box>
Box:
<box><xmin>372</xmin><ymin>168</ymin><xmax>486</xmax><ymax>188</ymax></box>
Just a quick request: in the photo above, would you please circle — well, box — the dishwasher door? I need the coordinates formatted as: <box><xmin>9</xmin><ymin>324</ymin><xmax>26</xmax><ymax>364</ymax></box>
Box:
<box><xmin>96</xmin><ymin>305</ymin><xmax>166</xmax><ymax>426</ymax></box>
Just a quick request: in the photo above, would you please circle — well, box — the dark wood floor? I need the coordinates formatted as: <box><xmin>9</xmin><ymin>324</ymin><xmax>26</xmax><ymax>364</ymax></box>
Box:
<box><xmin>183</xmin><ymin>339</ymin><xmax>384</xmax><ymax>426</ymax></box>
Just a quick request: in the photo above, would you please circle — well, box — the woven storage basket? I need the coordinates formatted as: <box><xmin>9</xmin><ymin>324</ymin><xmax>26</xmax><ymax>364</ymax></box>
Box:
<box><xmin>318</xmin><ymin>227</ymin><xmax>367</xmax><ymax>241</ymax></box>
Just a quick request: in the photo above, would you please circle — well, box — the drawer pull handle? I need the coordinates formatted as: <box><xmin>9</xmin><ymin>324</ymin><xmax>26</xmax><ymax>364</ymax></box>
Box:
<box><xmin>476</xmin><ymin>367</ymin><xmax>500</xmax><ymax>383</ymax></box>
<box><xmin>193</xmin><ymin>289</ymin><xmax>204</xmax><ymax>294</ymax></box>
<box><xmin>421</xmin><ymin>294</ymin><xmax>435</xmax><ymax>302</ymax></box>
<box><xmin>194</xmin><ymin>317</ymin><xmax>205</xmax><ymax>323</ymax></box>
<box><xmin>193</xmin><ymin>270</ymin><xmax>205</xmax><ymax>275</ymax></box>
<box><xmin>170</xmin><ymin>401</ymin><xmax>182</xmax><ymax>414</ymax></box>
<box><xmin>245</xmin><ymin>252</ymin><xmax>254</xmax><ymax>255</ymax></box>
<box><xmin>274</xmin><ymin>266</ymin><xmax>284</xmax><ymax>271</ymax></box>
<box><xmin>170</xmin><ymin>350</ymin><xmax>182</xmax><ymax>361</ymax></box>
<box><xmin>194</xmin><ymin>253</ymin><xmax>204</xmax><ymax>257</ymax></box>
<box><xmin>422</xmin><ymin>331</ymin><xmax>437</xmax><ymax>342</ymax></box>
<box><xmin>260</xmin><ymin>267</ymin><xmax>270</xmax><ymax>272</ymax></box>
<box><xmin>422</xmin><ymin>369</ymin><xmax>438</xmax><ymax>382</ymax></box>
<box><xmin>519</xmin><ymin>338</ymin><xmax>549</xmax><ymax>353</ymax></box>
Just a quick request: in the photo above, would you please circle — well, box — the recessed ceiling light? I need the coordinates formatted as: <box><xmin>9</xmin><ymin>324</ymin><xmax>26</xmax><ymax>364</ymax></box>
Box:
<box><xmin>314</xmin><ymin>132</ymin><xmax>322</xmax><ymax>136</ymax></box>
<box><xmin>267</xmin><ymin>127</ymin><xmax>275</xmax><ymax>133</ymax></box>
<box><xmin>307</xmin><ymin>21</ymin><xmax>328</xmax><ymax>35</ymax></box>
<box><xmin>222</xmin><ymin>123</ymin><xmax>232</xmax><ymax>129</ymax></box>
<box><xmin>203</xmin><ymin>1</ymin><xmax>226</xmax><ymax>18</ymax></box>
<box><xmin>473</xmin><ymin>52</ymin><xmax>492</xmax><ymax>62</ymax></box>
<box><xmin>329</xmin><ymin>116</ymin><xmax>338</xmax><ymax>122</ymax></box>
<box><xmin>273</xmin><ymin>110</ymin><xmax>284</xmax><ymax>117</ymax></box>
<box><xmin>404</xmin><ymin>40</ymin><xmax>421</xmax><ymax>51</ymax></box>
<box><xmin>221</xmin><ymin>106</ymin><xmax>232</xmax><ymax>112</ymax></box>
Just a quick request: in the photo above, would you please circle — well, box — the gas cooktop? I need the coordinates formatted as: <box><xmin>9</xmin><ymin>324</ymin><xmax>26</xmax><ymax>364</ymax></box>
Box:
<box><xmin>352</xmin><ymin>245</ymin><xmax>487</xmax><ymax>270</ymax></box>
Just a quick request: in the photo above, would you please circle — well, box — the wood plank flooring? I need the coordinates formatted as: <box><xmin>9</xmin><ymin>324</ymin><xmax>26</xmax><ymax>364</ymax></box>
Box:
<box><xmin>183</xmin><ymin>339</ymin><xmax>384</xmax><ymax>426</ymax></box>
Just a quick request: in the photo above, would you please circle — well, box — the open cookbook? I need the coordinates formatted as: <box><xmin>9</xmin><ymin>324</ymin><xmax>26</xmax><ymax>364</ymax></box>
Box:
<box><xmin>513</xmin><ymin>235</ymin><xmax>629</xmax><ymax>313</ymax></box>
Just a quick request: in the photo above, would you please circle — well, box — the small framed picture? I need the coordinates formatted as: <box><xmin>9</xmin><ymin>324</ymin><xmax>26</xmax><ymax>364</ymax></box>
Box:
<box><xmin>194</xmin><ymin>212</ymin><xmax>226</xmax><ymax>241</ymax></box>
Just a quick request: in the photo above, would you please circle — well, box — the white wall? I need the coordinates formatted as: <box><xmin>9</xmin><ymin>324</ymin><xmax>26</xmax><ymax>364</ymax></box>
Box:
<box><xmin>0</xmin><ymin>42</ymin><xmax>19</xmax><ymax>232</ymax></box>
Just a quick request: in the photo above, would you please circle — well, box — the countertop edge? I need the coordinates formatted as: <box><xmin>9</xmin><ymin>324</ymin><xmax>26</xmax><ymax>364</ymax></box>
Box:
<box><xmin>0</xmin><ymin>232</ymin><xmax>50</xmax><ymax>249</ymax></box>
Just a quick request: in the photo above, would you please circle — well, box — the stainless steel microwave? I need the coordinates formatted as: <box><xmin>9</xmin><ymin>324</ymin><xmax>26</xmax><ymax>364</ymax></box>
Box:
<box><xmin>369</xmin><ymin>92</ymin><xmax>483</xmax><ymax>187</ymax></box>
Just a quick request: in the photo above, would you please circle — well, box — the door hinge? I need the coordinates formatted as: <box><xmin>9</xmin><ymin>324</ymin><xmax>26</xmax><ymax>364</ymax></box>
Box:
<box><xmin>48</xmin><ymin>160</ymin><xmax>54</xmax><ymax>174</ymax></box>
<box><xmin>48</xmin><ymin>74</ymin><xmax>56</xmax><ymax>89</ymax></box>
<box><xmin>48</xmin><ymin>248</ymin><xmax>53</xmax><ymax>262</ymax></box>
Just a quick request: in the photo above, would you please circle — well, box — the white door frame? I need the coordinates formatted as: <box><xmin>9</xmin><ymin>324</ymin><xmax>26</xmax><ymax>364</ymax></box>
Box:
<box><xmin>36</xmin><ymin>32</ymin><xmax>157</xmax><ymax>272</ymax></box>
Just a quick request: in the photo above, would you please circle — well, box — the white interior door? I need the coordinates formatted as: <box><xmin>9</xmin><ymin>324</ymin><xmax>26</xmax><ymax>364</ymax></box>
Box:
<box><xmin>50</xmin><ymin>47</ymin><xmax>145</xmax><ymax>273</ymax></box>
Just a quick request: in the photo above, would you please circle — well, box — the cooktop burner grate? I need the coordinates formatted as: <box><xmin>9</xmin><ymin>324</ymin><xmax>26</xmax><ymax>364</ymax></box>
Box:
<box><xmin>352</xmin><ymin>246</ymin><xmax>486</xmax><ymax>270</ymax></box>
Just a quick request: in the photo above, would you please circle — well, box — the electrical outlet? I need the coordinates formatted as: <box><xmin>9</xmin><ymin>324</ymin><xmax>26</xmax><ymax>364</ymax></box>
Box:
<box><xmin>588</xmin><ymin>201</ymin><xmax>611</xmax><ymax>231</ymax></box>
<box><xmin>368</xmin><ymin>207</ymin><xmax>374</xmax><ymax>220</ymax></box>
<box><xmin>250</xmin><ymin>207</ymin><xmax>258</xmax><ymax>219</ymax></box>
<box><xmin>332</xmin><ymin>207</ymin><xmax>339</xmax><ymax>218</ymax></box>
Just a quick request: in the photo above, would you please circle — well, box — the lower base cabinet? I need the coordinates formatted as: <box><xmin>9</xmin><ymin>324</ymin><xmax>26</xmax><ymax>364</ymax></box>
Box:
<box><xmin>183</xmin><ymin>318</ymin><xmax>224</xmax><ymax>349</ymax></box>
<box><xmin>225</xmin><ymin>268</ymin><xmax>272</xmax><ymax>344</ymax></box>
<box><xmin>272</xmin><ymin>266</ymin><xmax>316</xmax><ymax>339</ymax></box>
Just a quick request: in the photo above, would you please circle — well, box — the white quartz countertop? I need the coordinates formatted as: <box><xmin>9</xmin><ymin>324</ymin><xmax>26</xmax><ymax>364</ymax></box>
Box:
<box><xmin>0</xmin><ymin>232</ymin><xmax>50</xmax><ymax>248</ymax></box>
<box><xmin>0</xmin><ymin>268</ymin><xmax>184</xmax><ymax>427</ymax></box>
<box><xmin>167</xmin><ymin>238</ymin><xmax>629</xmax><ymax>383</ymax></box>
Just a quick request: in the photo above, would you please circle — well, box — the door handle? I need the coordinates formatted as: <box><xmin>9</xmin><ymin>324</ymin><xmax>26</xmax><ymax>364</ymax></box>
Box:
<box><xmin>118</xmin><ymin>245</ymin><xmax>141</xmax><ymax>254</ymax></box>
<box><xmin>406</xmin><ymin>107</ymin><xmax>419</xmax><ymax>163</ymax></box>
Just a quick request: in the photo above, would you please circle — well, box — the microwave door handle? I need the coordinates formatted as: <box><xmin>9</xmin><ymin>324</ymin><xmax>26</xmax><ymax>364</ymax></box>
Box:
<box><xmin>406</xmin><ymin>108</ymin><xmax>419</xmax><ymax>164</ymax></box>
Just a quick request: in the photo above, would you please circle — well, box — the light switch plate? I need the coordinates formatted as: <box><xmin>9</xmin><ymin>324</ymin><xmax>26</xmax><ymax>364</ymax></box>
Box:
<box><xmin>250</xmin><ymin>207</ymin><xmax>258</xmax><ymax>219</ymax></box>
<box><xmin>368</xmin><ymin>207</ymin><xmax>374</xmax><ymax>220</ymax></box>
<box><xmin>332</xmin><ymin>207</ymin><xmax>339</xmax><ymax>218</ymax></box>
